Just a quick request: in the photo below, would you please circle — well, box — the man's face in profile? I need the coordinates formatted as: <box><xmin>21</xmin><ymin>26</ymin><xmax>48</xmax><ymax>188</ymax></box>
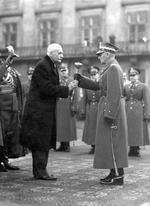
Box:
<box><xmin>51</xmin><ymin>48</ymin><xmax>64</xmax><ymax>64</ymax></box>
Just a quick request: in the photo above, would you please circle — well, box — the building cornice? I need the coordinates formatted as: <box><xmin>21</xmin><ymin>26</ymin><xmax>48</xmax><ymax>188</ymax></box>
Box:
<box><xmin>0</xmin><ymin>11</ymin><xmax>23</xmax><ymax>18</ymax></box>
<box><xmin>76</xmin><ymin>4</ymin><xmax>105</xmax><ymax>11</ymax></box>
<box><xmin>35</xmin><ymin>8</ymin><xmax>61</xmax><ymax>15</ymax></box>
<box><xmin>122</xmin><ymin>0</ymin><xmax>150</xmax><ymax>6</ymax></box>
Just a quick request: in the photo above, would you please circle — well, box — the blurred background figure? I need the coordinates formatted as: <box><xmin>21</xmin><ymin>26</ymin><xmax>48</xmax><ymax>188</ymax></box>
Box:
<box><xmin>56</xmin><ymin>63</ymin><xmax>77</xmax><ymax>152</ymax></box>
<box><xmin>81</xmin><ymin>66</ymin><xmax>101</xmax><ymax>154</ymax></box>
<box><xmin>123</xmin><ymin>72</ymin><xmax>130</xmax><ymax>86</ymax></box>
<box><xmin>22</xmin><ymin>67</ymin><xmax>34</xmax><ymax>112</ymax></box>
<box><xmin>124</xmin><ymin>67</ymin><xmax>150</xmax><ymax>157</ymax></box>
<box><xmin>21</xmin><ymin>66</ymin><xmax>35</xmax><ymax>155</ymax></box>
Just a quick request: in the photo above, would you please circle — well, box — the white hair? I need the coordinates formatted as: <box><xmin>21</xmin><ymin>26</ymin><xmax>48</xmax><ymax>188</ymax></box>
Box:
<box><xmin>47</xmin><ymin>43</ymin><xmax>62</xmax><ymax>56</ymax></box>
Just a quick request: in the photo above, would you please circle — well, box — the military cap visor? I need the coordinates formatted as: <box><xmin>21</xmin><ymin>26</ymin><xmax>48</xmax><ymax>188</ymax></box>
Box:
<box><xmin>60</xmin><ymin>68</ymin><xmax>67</xmax><ymax>72</ymax></box>
<box><xmin>129</xmin><ymin>67</ymin><xmax>140</xmax><ymax>76</ymax></box>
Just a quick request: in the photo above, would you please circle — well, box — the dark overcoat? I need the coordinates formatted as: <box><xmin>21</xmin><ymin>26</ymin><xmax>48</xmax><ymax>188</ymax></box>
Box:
<box><xmin>78</xmin><ymin>59</ymin><xmax>128</xmax><ymax>169</ymax></box>
<box><xmin>81</xmin><ymin>89</ymin><xmax>101</xmax><ymax>145</ymax></box>
<box><xmin>20</xmin><ymin>55</ymin><xmax>69</xmax><ymax>151</ymax></box>
<box><xmin>56</xmin><ymin>77</ymin><xmax>77</xmax><ymax>142</ymax></box>
<box><xmin>124</xmin><ymin>81</ymin><xmax>150</xmax><ymax>146</ymax></box>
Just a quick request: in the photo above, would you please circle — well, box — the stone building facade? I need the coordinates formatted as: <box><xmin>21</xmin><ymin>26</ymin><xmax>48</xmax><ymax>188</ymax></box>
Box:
<box><xmin>0</xmin><ymin>0</ymin><xmax>150</xmax><ymax>87</ymax></box>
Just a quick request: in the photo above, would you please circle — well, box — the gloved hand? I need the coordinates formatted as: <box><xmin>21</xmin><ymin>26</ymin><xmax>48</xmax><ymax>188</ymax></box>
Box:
<box><xmin>105</xmin><ymin>117</ymin><xmax>114</xmax><ymax>125</ymax></box>
<box><xmin>74</xmin><ymin>73</ymin><xmax>82</xmax><ymax>81</ymax></box>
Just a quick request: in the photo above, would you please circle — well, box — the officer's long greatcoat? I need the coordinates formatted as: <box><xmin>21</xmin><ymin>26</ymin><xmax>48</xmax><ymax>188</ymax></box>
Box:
<box><xmin>20</xmin><ymin>55</ymin><xmax>69</xmax><ymax>151</ymax></box>
<box><xmin>56</xmin><ymin>77</ymin><xmax>77</xmax><ymax>142</ymax></box>
<box><xmin>124</xmin><ymin>81</ymin><xmax>150</xmax><ymax>146</ymax></box>
<box><xmin>0</xmin><ymin>67</ymin><xmax>23</xmax><ymax>157</ymax></box>
<box><xmin>81</xmin><ymin>89</ymin><xmax>101</xmax><ymax>145</ymax></box>
<box><xmin>78</xmin><ymin>59</ymin><xmax>128</xmax><ymax>169</ymax></box>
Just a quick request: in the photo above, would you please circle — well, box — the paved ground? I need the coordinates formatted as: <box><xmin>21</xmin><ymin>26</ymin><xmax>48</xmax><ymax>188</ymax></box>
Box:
<box><xmin>0</xmin><ymin>121</ymin><xmax>150</xmax><ymax>206</ymax></box>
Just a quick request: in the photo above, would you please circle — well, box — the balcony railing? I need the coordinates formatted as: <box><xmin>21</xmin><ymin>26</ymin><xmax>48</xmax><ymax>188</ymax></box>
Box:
<box><xmin>1</xmin><ymin>41</ymin><xmax>150</xmax><ymax>59</ymax></box>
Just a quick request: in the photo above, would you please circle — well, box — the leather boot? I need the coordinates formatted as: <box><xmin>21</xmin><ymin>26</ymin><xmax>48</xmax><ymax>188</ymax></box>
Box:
<box><xmin>3</xmin><ymin>154</ymin><xmax>20</xmax><ymax>170</ymax></box>
<box><xmin>0</xmin><ymin>162</ymin><xmax>7</xmax><ymax>172</ymax></box>
<box><xmin>134</xmin><ymin>146</ymin><xmax>140</xmax><ymax>157</ymax></box>
<box><xmin>100</xmin><ymin>168</ymin><xmax>124</xmax><ymax>185</ymax></box>
<box><xmin>100</xmin><ymin>169</ymin><xmax>116</xmax><ymax>182</ymax></box>
<box><xmin>56</xmin><ymin>143</ymin><xmax>65</xmax><ymax>151</ymax></box>
<box><xmin>88</xmin><ymin>145</ymin><xmax>95</xmax><ymax>154</ymax></box>
<box><xmin>4</xmin><ymin>161</ymin><xmax>20</xmax><ymax>170</ymax></box>
<box><xmin>64</xmin><ymin>142</ymin><xmax>70</xmax><ymax>152</ymax></box>
<box><xmin>128</xmin><ymin>146</ymin><xmax>134</xmax><ymax>156</ymax></box>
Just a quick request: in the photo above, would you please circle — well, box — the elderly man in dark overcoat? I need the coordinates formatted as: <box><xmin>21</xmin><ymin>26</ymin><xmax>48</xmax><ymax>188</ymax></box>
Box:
<box><xmin>75</xmin><ymin>43</ymin><xmax>128</xmax><ymax>185</ymax></box>
<box><xmin>20</xmin><ymin>43</ymin><xmax>78</xmax><ymax>180</ymax></box>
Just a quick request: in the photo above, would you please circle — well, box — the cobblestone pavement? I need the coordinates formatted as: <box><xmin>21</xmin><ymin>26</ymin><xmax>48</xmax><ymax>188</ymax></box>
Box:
<box><xmin>0</xmin><ymin>122</ymin><xmax>150</xmax><ymax>206</ymax></box>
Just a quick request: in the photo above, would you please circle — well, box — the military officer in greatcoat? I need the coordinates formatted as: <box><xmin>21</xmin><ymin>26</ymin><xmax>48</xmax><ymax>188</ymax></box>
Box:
<box><xmin>0</xmin><ymin>46</ymin><xmax>23</xmax><ymax>172</ymax></box>
<box><xmin>124</xmin><ymin>67</ymin><xmax>150</xmax><ymax>157</ymax></box>
<box><xmin>74</xmin><ymin>42</ymin><xmax>128</xmax><ymax>185</ymax></box>
<box><xmin>56</xmin><ymin>64</ymin><xmax>77</xmax><ymax>152</ymax></box>
<box><xmin>81</xmin><ymin>66</ymin><xmax>101</xmax><ymax>154</ymax></box>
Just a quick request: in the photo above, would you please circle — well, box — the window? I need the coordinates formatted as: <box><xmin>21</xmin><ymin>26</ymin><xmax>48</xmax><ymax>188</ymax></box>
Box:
<box><xmin>2</xmin><ymin>0</ymin><xmax>18</xmax><ymax>10</ymax></box>
<box><xmin>3</xmin><ymin>23</ymin><xmax>17</xmax><ymax>48</ymax></box>
<box><xmin>80</xmin><ymin>15</ymin><xmax>101</xmax><ymax>46</ymax></box>
<box><xmin>127</xmin><ymin>11</ymin><xmax>148</xmax><ymax>43</ymax></box>
<box><xmin>39</xmin><ymin>19</ymin><xmax>57</xmax><ymax>47</ymax></box>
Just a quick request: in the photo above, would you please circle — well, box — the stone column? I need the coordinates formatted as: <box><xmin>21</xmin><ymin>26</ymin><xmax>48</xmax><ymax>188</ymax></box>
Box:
<box><xmin>105</xmin><ymin>0</ymin><xmax>124</xmax><ymax>42</ymax></box>
<box><xmin>61</xmin><ymin>0</ymin><xmax>76</xmax><ymax>44</ymax></box>
<box><xmin>21</xmin><ymin>0</ymin><xmax>35</xmax><ymax>47</ymax></box>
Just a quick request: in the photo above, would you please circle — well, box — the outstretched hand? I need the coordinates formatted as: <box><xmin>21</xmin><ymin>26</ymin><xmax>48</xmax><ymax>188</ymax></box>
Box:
<box><xmin>68</xmin><ymin>80</ymin><xmax>78</xmax><ymax>91</ymax></box>
<box><xmin>74</xmin><ymin>73</ymin><xmax>82</xmax><ymax>81</ymax></box>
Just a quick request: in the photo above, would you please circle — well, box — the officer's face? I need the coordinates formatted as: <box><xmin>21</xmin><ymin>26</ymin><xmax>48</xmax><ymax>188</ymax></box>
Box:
<box><xmin>90</xmin><ymin>69</ymin><xmax>99</xmax><ymax>81</ymax></box>
<box><xmin>97</xmin><ymin>52</ymin><xmax>109</xmax><ymax>65</ymax></box>
<box><xmin>130</xmin><ymin>74</ymin><xmax>139</xmax><ymax>82</ymax></box>
<box><xmin>60</xmin><ymin>69</ymin><xmax>68</xmax><ymax>77</ymax></box>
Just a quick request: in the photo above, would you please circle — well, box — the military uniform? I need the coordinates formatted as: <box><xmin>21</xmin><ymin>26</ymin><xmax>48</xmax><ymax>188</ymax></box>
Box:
<box><xmin>0</xmin><ymin>65</ymin><xmax>23</xmax><ymax>171</ymax></box>
<box><xmin>0</xmin><ymin>67</ymin><xmax>23</xmax><ymax>158</ymax></box>
<box><xmin>56</xmin><ymin>76</ymin><xmax>77</xmax><ymax>152</ymax></box>
<box><xmin>82</xmin><ymin>89</ymin><xmax>101</xmax><ymax>146</ymax></box>
<box><xmin>75</xmin><ymin>42</ymin><xmax>128</xmax><ymax>185</ymax></box>
<box><xmin>124</xmin><ymin>71</ymin><xmax>150</xmax><ymax>156</ymax></box>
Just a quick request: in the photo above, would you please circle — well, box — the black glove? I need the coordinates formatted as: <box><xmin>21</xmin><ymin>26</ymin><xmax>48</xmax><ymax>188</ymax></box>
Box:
<box><xmin>105</xmin><ymin>117</ymin><xmax>114</xmax><ymax>125</ymax></box>
<box><xmin>74</xmin><ymin>73</ymin><xmax>82</xmax><ymax>81</ymax></box>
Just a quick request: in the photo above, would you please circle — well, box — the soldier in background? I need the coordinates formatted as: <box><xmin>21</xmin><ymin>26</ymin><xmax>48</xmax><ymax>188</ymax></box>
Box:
<box><xmin>124</xmin><ymin>67</ymin><xmax>150</xmax><ymax>157</ymax></box>
<box><xmin>22</xmin><ymin>67</ymin><xmax>34</xmax><ymax>112</ymax></box>
<box><xmin>0</xmin><ymin>46</ymin><xmax>23</xmax><ymax>171</ymax></box>
<box><xmin>81</xmin><ymin>66</ymin><xmax>101</xmax><ymax>154</ymax></box>
<box><xmin>56</xmin><ymin>64</ymin><xmax>77</xmax><ymax>152</ymax></box>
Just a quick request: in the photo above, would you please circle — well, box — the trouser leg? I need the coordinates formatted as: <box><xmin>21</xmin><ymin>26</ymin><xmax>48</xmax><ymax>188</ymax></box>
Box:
<box><xmin>32</xmin><ymin>150</ymin><xmax>49</xmax><ymax>178</ymax></box>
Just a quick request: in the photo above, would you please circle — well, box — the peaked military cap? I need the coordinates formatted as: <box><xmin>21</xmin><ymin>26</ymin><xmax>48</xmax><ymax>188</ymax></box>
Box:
<box><xmin>96</xmin><ymin>42</ymin><xmax>119</xmax><ymax>55</ymax></box>
<box><xmin>129</xmin><ymin>67</ymin><xmax>140</xmax><ymax>76</ymax></box>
